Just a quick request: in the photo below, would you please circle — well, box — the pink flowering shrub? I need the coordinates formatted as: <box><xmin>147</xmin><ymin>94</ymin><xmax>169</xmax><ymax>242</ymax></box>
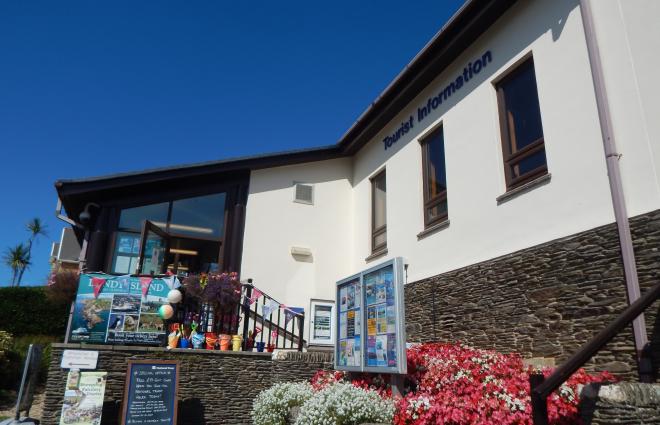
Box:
<box><xmin>312</xmin><ymin>342</ymin><xmax>615</xmax><ymax>425</ymax></box>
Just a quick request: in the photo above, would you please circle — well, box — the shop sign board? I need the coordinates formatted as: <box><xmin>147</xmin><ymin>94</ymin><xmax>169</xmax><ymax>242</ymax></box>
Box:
<box><xmin>68</xmin><ymin>273</ymin><xmax>171</xmax><ymax>346</ymax></box>
<box><xmin>335</xmin><ymin>257</ymin><xmax>407</xmax><ymax>374</ymax></box>
<box><xmin>61</xmin><ymin>350</ymin><xmax>98</xmax><ymax>370</ymax></box>
<box><xmin>121</xmin><ymin>360</ymin><xmax>179</xmax><ymax>425</ymax></box>
<box><xmin>59</xmin><ymin>371</ymin><xmax>107</xmax><ymax>425</ymax></box>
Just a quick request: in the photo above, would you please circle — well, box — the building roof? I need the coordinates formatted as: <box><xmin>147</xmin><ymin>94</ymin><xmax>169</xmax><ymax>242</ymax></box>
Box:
<box><xmin>56</xmin><ymin>0</ymin><xmax>517</xmax><ymax>209</ymax></box>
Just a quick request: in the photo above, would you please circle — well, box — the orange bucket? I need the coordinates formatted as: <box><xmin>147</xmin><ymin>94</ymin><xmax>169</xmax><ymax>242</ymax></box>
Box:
<box><xmin>219</xmin><ymin>334</ymin><xmax>232</xmax><ymax>351</ymax></box>
<box><xmin>205</xmin><ymin>332</ymin><xmax>218</xmax><ymax>350</ymax></box>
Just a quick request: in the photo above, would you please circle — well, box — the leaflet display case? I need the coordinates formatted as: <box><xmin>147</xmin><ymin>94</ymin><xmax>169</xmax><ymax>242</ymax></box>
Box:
<box><xmin>335</xmin><ymin>257</ymin><xmax>406</xmax><ymax>374</ymax></box>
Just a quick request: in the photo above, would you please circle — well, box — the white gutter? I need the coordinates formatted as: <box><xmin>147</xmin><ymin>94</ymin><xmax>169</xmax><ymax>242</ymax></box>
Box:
<box><xmin>579</xmin><ymin>0</ymin><xmax>647</xmax><ymax>355</ymax></box>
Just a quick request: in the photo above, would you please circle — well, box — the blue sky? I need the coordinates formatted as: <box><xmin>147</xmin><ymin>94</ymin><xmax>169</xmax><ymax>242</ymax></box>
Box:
<box><xmin>0</xmin><ymin>0</ymin><xmax>464</xmax><ymax>286</ymax></box>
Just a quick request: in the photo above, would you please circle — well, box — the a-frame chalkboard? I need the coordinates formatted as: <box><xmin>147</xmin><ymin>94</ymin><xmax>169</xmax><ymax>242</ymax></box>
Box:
<box><xmin>121</xmin><ymin>360</ymin><xmax>179</xmax><ymax>425</ymax></box>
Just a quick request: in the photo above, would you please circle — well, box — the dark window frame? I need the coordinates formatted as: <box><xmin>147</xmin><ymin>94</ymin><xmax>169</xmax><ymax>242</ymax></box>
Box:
<box><xmin>370</xmin><ymin>169</ymin><xmax>387</xmax><ymax>254</ymax></box>
<box><xmin>494</xmin><ymin>55</ymin><xmax>547</xmax><ymax>191</ymax></box>
<box><xmin>420</xmin><ymin>125</ymin><xmax>448</xmax><ymax>229</ymax></box>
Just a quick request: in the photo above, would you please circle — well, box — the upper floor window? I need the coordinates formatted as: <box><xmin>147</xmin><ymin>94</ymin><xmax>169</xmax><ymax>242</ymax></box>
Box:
<box><xmin>420</xmin><ymin>126</ymin><xmax>448</xmax><ymax>228</ymax></box>
<box><xmin>371</xmin><ymin>169</ymin><xmax>387</xmax><ymax>254</ymax></box>
<box><xmin>495</xmin><ymin>57</ymin><xmax>547</xmax><ymax>190</ymax></box>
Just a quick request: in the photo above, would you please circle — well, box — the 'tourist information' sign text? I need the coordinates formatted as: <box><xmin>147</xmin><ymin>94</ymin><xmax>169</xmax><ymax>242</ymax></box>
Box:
<box><xmin>122</xmin><ymin>361</ymin><xmax>179</xmax><ymax>425</ymax></box>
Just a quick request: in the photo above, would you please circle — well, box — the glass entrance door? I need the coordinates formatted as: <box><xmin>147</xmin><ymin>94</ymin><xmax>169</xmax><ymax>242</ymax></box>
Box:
<box><xmin>137</xmin><ymin>221</ymin><xmax>170</xmax><ymax>275</ymax></box>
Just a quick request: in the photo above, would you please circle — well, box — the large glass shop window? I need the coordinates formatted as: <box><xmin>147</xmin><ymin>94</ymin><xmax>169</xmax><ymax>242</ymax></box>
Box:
<box><xmin>111</xmin><ymin>193</ymin><xmax>226</xmax><ymax>275</ymax></box>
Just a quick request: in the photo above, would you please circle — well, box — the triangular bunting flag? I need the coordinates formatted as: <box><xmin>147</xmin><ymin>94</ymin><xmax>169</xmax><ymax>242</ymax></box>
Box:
<box><xmin>115</xmin><ymin>275</ymin><xmax>131</xmax><ymax>292</ymax></box>
<box><xmin>262</xmin><ymin>299</ymin><xmax>280</xmax><ymax>318</ymax></box>
<box><xmin>139</xmin><ymin>277</ymin><xmax>153</xmax><ymax>297</ymax></box>
<box><xmin>284</xmin><ymin>309</ymin><xmax>295</xmax><ymax>326</ymax></box>
<box><xmin>163</xmin><ymin>275</ymin><xmax>175</xmax><ymax>290</ymax></box>
<box><xmin>91</xmin><ymin>277</ymin><xmax>107</xmax><ymax>298</ymax></box>
<box><xmin>284</xmin><ymin>307</ymin><xmax>305</xmax><ymax>326</ymax></box>
<box><xmin>249</xmin><ymin>289</ymin><xmax>263</xmax><ymax>305</ymax></box>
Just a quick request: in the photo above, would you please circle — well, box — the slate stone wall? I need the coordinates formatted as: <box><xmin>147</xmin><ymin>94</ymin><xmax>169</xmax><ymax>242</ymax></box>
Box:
<box><xmin>580</xmin><ymin>382</ymin><xmax>660</xmax><ymax>424</ymax></box>
<box><xmin>405</xmin><ymin>209</ymin><xmax>660</xmax><ymax>378</ymax></box>
<box><xmin>42</xmin><ymin>344</ymin><xmax>333</xmax><ymax>425</ymax></box>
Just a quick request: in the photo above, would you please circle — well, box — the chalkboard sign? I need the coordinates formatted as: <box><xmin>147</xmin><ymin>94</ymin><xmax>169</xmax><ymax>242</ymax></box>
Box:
<box><xmin>121</xmin><ymin>360</ymin><xmax>179</xmax><ymax>425</ymax></box>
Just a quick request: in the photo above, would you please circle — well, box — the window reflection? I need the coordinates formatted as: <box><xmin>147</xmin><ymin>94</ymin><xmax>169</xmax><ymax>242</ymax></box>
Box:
<box><xmin>170</xmin><ymin>193</ymin><xmax>226</xmax><ymax>238</ymax></box>
<box><xmin>118</xmin><ymin>203</ymin><xmax>169</xmax><ymax>231</ymax></box>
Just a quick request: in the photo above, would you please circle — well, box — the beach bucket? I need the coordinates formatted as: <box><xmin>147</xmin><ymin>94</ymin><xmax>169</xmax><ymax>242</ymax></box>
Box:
<box><xmin>231</xmin><ymin>335</ymin><xmax>242</xmax><ymax>351</ymax></box>
<box><xmin>205</xmin><ymin>332</ymin><xmax>218</xmax><ymax>350</ymax></box>
<box><xmin>219</xmin><ymin>334</ymin><xmax>232</xmax><ymax>351</ymax></box>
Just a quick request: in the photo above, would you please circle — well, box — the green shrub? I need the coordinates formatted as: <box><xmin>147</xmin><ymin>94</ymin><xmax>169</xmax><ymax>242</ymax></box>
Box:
<box><xmin>0</xmin><ymin>334</ymin><xmax>59</xmax><ymax>391</ymax></box>
<box><xmin>0</xmin><ymin>286</ymin><xmax>69</xmax><ymax>337</ymax></box>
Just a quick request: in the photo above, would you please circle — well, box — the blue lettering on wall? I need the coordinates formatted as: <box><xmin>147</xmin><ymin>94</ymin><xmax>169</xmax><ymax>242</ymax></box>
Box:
<box><xmin>383</xmin><ymin>50</ymin><xmax>492</xmax><ymax>150</ymax></box>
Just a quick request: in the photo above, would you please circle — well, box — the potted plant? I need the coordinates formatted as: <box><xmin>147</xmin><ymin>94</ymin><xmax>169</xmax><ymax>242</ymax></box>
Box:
<box><xmin>182</xmin><ymin>272</ymin><xmax>243</xmax><ymax>334</ymax></box>
<box><xmin>246</xmin><ymin>327</ymin><xmax>262</xmax><ymax>351</ymax></box>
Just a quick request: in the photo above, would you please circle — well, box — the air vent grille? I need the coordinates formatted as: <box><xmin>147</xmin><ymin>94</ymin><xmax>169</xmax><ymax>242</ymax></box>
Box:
<box><xmin>294</xmin><ymin>183</ymin><xmax>314</xmax><ymax>205</ymax></box>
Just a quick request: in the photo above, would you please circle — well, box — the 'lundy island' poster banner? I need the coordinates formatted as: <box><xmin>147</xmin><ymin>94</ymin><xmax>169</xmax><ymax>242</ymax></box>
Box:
<box><xmin>68</xmin><ymin>273</ymin><xmax>172</xmax><ymax>346</ymax></box>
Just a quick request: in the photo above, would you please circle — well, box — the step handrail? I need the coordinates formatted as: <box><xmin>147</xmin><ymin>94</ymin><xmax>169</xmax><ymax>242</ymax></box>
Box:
<box><xmin>530</xmin><ymin>283</ymin><xmax>660</xmax><ymax>425</ymax></box>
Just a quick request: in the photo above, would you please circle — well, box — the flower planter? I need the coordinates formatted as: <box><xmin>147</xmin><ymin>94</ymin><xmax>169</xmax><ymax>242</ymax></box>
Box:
<box><xmin>256</xmin><ymin>342</ymin><xmax>266</xmax><ymax>352</ymax></box>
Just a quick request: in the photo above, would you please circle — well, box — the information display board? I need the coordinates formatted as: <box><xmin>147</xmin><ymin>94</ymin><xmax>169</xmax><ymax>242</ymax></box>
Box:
<box><xmin>121</xmin><ymin>360</ymin><xmax>179</xmax><ymax>425</ymax></box>
<box><xmin>335</xmin><ymin>257</ymin><xmax>406</xmax><ymax>374</ymax></box>
<box><xmin>68</xmin><ymin>274</ymin><xmax>170</xmax><ymax>346</ymax></box>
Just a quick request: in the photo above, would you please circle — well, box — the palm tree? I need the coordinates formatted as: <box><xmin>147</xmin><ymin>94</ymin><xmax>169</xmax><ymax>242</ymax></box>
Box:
<box><xmin>16</xmin><ymin>218</ymin><xmax>47</xmax><ymax>286</ymax></box>
<box><xmin>3</xmin><ymin>244</ymin><xmax>30</xmax><ymax>287</ymax></box>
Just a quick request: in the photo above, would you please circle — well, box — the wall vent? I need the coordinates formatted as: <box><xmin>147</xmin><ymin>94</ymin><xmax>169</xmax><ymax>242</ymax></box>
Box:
<box><xmin>293</xmin><ymin>183</ymin><xmax>314</xmax><ymax>205</ymax></box>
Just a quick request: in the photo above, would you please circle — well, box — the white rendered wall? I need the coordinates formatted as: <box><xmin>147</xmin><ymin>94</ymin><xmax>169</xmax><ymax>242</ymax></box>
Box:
<box><xmin>239</xmin><ymin>0</ymin><xmax>660</xmax><ymax>320</ymax></box>
<box><xmin>588</xmin><ymin>0</ymin><xmax>660</xmax><ymax>216</ymax></box>
<box><xmin>351</xmin><ymin>0</ymin><xmax>620</xmax><ymax>283</ymax></box>
<box><xmin>241</xmin><ymin>158</ymin><xmax>353</xmax><ymax>335</ymax></box>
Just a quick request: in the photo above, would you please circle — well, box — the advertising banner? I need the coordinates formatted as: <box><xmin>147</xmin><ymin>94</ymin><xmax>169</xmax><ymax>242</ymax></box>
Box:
<box><xmin>335</xmin><ymin>257</ymin><xmax>406</xmax><ymax>374</ymax></box>
<box><xmin>68</xmin><ymin>274</ymin><xmax>171</xmax><ymax>346</ymax></box>
<box><xmin>59</xmin><ymin>371</ymin><xmax>107</xmax><ymax>425</ymax></box>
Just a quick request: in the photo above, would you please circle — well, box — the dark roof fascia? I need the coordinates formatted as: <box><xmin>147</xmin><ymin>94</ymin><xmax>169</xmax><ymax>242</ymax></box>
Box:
<box><xmin>336</xmin><ymin>0</ymin><xmax>518</xmax><ymax>155</ymax></box>
<box><xmin>55</xmin><ymin>145</ymin><xmax>343</xmax><ymax>197</ymax></box>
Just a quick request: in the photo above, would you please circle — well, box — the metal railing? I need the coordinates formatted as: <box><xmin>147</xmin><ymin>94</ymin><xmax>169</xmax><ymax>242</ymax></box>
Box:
<box><xmin>530</xmin><ymin>283</ymin><xmax>660</xmax><ymax>425</ymax></box>
<box><xmin>240</xmin><ymin>281</ymin><xmax>305</xmax><ymax>351</ymax></box>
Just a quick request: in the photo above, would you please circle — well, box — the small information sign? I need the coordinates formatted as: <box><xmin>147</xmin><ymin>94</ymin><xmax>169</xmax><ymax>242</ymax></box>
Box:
<box><xmin>121</xmin><ymin>360</ymin><xmax>179</xmax><ymax>425</ymax></box>
<box><xmin>60</xmin><ymin>350</ymin><xmax>98</xmax><ymax>370</ymax></box>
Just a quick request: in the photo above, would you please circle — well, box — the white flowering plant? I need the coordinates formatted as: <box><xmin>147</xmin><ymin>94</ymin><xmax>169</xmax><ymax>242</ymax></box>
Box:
<box><xmin>294</xmin><ymin>382</ymin><xmax>395</xmax><ymax>425</ymax></box>
<box><xmin>252</xmin><ymin>382</ymin><xmax>314</xmax><ymax>425</ymax></box>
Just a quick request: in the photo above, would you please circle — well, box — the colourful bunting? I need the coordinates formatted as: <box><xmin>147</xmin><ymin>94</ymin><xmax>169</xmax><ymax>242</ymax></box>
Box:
<box><xmin>115</xmin><ymin>275</ymin><xmax>131</xmax><ymax>292</ymax></box>
<box><xmin>261</xmin><ymin>299</ymin><xmax>280</xmax><ymax>318</ymax></box>
<box><xmin>249</xmin><ymin>289</ymin><xmax>263</xmax><ymax>305</ymax></box>
<box><xmin>91</xmin><ymin>277</ymin><xmax>107</xmax><ymax>298</ymax></box>
<box><xmin>284</xmin><ymin>307</ymin><xmax>305</xmax><ymax>326</ymax></box>
<box><xmin>139</xmin><ymin>277</ymin><xmax>153</xmax><ymax>297</ymax></box>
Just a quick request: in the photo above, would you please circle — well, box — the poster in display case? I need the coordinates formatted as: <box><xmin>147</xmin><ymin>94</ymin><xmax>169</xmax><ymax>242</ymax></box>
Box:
<box><xmin>309</xmin><ymin>299</ymin><xmax>335</xmax><ymax>346</ymax></box>
<box><xmin>335</xmin><ymin>257</ymin><xmax>406</xmax><ymax>374</ymax></box>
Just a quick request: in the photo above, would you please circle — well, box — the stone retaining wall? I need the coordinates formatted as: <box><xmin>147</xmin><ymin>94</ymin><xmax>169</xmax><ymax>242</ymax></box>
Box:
<box><xmin>580</xmin><ymin>382</ymin><xmax>660</xmax><ymax>424</ymax></box>
<box><xmin>42</xmin><ymin>344</ymin><xmax>333</xmax><ymax>425</ymax></box>
<box><xmin>405</xmin><ymin>209</ymin><xmax>660</xmax><ymax>378</ymax></box>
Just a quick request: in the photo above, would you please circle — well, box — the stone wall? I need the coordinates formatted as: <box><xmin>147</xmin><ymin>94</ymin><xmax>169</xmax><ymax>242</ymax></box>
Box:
<box><xmin>580</xmin><ymin>382</ymin><xmax>660</xmax><ymax>424</ymax></box>
<box><xmin>405</xmin><ymin>209</ymin><xmax>660</xmax><ymax>378</ymax></box>
<box><xmin>42</xmin><ymin>344</ymin><xmax>333</xmax><ymax>425</ymax></box>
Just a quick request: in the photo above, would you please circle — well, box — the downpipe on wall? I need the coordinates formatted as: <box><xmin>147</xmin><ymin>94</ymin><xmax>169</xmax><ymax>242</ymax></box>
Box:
<box><xmin>578</xmin><ymin>0</ymin><xmax>649</xmax><ymax>371</ymax></box>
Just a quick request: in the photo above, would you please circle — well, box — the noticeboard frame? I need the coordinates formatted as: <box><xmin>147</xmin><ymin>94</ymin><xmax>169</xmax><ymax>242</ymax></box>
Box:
<box><xmin>121</xmin><ymin>360</ymin><xmax>180</xmax><ymax>425</ymax></box>
<box><xmin>335</xmin><ymin>257</ymin><xmax>407</xmax><ymax>374</ymax></box>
